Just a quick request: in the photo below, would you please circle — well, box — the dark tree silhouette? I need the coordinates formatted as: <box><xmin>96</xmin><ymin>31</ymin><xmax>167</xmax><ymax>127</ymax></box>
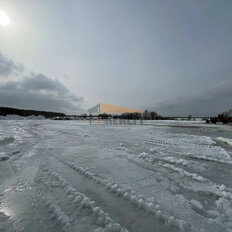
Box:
<box><xmin>0</xmin><ymin>107</ymin><xmax>65</xmax><ymax>118</ymax></box>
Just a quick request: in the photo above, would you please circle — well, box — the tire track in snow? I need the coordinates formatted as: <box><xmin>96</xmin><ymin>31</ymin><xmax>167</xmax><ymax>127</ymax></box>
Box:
<box><xmin>53</xmin><ymin>156</ymin><xmax>196</xmax><ymax>232</ymax></box>
<box><xmin>136</xmin><ymin>151</ymin><xmax>232</xmax><ymax>198</ymax></box>
<box><xmin>110</xmin><ymin>148</ymin><xmax>231</xmax><ymax>232</ymax></box>
<box><xmin>134</xmin><ymin>137</ymin><xmax>232</xmax><ymax>191</ymax></box>
<box><xmin>43</xmin><ymin>196</ymin><xmax>71</xmax><ymax>232</ymax></box>
<box><xmin>35</xmin><ymin>159</ymin><xmax>73</xmax><ymax>232</ymax></box>
<box><xmin>135</xmin><ymin>137</ymin><xmax>232</xmax><ymax>165</ymax></box>
<box><xmin>133</xmin><ymin>152</ymin><xmax>232</xmax><ymax>231</ymax></box>
<box><xmin>37</xmin><ymin>159</ymin><xmax>128</xmax><ymax>232</ymax></box>
<box><xmin>50</xmin><ymin>171</ymin><xmax>129</xmax><ymax>232</ymax></box>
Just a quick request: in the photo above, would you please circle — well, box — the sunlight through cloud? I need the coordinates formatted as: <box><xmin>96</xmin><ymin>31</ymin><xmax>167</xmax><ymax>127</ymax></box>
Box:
<box><xmin>0</xmin><ymin>11</ymin><xmax>10</xmax><ymax>27</ymax></box>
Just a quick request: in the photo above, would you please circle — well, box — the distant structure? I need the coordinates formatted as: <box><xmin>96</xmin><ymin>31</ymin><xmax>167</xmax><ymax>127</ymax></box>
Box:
<box><xmin>87</xmin><ymin>103</ymin><xmax>144</xmax><ymax>115</ymax></box>
<box><xmin>223</xmin><ymin>109</ymin><xmax>232</xmax><ymax>117</ymax></box>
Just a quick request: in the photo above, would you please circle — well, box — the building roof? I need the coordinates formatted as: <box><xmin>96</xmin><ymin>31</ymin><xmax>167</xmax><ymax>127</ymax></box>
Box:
<box><xmin>88</xmin><ymin>103</ymin><xmax>144</xmax><ymax>114</ymax></box>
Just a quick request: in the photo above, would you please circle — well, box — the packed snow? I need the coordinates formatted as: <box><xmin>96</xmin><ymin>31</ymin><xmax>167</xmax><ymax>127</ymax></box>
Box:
<box><xmin>0</xmin><ymin>120</ymin><xmax>232</xmax><ymax>232</ymax></box>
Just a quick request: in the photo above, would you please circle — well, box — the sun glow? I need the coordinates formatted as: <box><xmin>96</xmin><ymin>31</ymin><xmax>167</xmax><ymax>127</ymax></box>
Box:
<box><xmin>0</xmin><ymin>11</ymin><xmax>10</xmax><ymax>27</ymax></box>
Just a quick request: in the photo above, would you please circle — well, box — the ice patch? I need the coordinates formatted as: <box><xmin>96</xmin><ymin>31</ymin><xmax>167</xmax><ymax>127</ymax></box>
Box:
<box><xmin>0</xmin><ymin>212</ymin><xmax>12</xmax><ymax>231</ymax></box>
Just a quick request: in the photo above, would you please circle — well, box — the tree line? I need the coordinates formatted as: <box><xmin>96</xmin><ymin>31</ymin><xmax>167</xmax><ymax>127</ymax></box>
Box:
<box><xmin>206</xmin><ymin>109</ymin><xmax>232</xmax><ymax>124</ymax></box>
<box><xmin>90</xmin><ymin>110</ymin><xmax>164</xmax><ymax>120</ymax></box>
<box><xmin>0</xmin><ymin>107</ymin><xmax>65</xmax><ymax>118</ymax></box>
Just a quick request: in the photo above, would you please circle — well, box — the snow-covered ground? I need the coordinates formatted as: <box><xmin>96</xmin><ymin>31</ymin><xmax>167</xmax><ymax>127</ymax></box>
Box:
<box><xmin>0</xmin><ymin>120</ymin><xmax>232</xmax><ymax>232</ymax></box>
<box><xmin>0</xmin><ymin>114</ymin><xmax>46</xmax><ymax>120</ymax></box>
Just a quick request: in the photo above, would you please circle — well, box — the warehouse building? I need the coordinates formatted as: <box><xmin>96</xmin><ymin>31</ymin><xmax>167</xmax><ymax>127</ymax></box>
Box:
<box><xmin>87</xmin><ymin>103</ymin><xmax>144</xmax><ymax>115</ymax></box>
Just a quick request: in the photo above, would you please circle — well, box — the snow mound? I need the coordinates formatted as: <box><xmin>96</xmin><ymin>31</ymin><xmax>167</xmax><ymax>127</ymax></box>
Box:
<box><xmin>161</xmin><ymin>163</ymin><xmax>207</xmax><ymax>182</ymax></box>
<box><xmin>216</xmin><ymin>137</ymin><xmax>232</xmax><ymax>147</ymax></box>
<box><xmin>139</xmin><ymin>152</ymin><xmax>150</xmax><ymax>159</ymax></box>
<box><xmin>190</xmin><ymin>199</ymin><xmax>203</xmax><ymax>210</ymax></box>
<box><xmin>190</xmin><ymin>155</ymin><xmax>232</xmax><ymax>165</ymax></box>
<box><xmin>138</xmin><ymin>152</ymin><xmax>153</xmax><ymax>163</ymax></box>
<box><xmin>0</xmin><ymin>152</ymin><xmax>9</xmax><ymax>161</ymax></box>
<box><xmin>161</xmin><ymin>157</ymin><xmax>189</xmax><ymax>167</ymax></box>
<box><xmin>45</xmin><ymin>200</ymin><xmax>71</xmax><ymax>230</ymax></box>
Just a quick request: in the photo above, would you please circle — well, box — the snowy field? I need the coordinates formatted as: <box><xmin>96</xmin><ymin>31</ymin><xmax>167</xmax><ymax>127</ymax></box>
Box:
<box><xmin>0</xmin><ymin>120</ymin><xmax>232</xmax><ymax>232</ymax></box>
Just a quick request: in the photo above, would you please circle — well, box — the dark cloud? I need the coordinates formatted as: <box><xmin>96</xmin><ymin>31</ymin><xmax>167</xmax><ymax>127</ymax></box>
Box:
<box><xmin>0</xmin><ymin>52</ymin><xmax>83</xmax><ymax>113</ymax></box>
<box><xmin>149</xmin><ymin>81</ymin><xmax>232</xmax><ymax>117</ymax></box>
<box><xmin>0</xmin><ymin>52</ymin><xmax>23</xmax><ymax>76</ymax></box>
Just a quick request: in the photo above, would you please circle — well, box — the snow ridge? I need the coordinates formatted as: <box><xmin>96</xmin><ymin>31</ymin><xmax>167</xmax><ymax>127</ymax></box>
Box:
<box><xmin>216</xmin><ymin>137</ymin><xmax>232</xmax><ymax>147</ymax></box>
<box><xmin>50</xmin><ymin>171</ymin><xmax>129</xmax><ymax>232</ymax></box>
<box><xmin>45</xmin><ymin>199</ymin><xmax>71</xmax><ymax>232</ymax></box>
<box><xmin>160</xmin><ymin>163</ymin><xmax>207</xmax><ymax>182</ymax></box>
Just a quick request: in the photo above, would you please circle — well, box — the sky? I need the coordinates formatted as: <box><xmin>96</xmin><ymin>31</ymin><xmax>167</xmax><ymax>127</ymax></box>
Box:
<box><xmin>0</xmin><ymin>0</ymin><xmax>232</xmax><ymax>116</ymax></box>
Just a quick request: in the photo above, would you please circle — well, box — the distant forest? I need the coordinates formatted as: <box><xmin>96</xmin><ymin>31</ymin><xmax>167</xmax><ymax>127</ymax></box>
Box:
<box><xmin>91</xmin><ymin>110</ymin><xmax>164</xmax><ymax>120</ymax></box>
<box><xmin>0</xmin><ymin>107</ymin><xmax>65</xmax><ymax>118</ymax></box>
<box><xmin>207</xmin><ymin>109</ymin><xmax>232</xmax><ymax>124</ymax></box>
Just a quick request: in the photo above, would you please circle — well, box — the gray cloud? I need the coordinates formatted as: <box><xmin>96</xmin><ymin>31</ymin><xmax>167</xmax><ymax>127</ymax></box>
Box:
<box><xmin>0</xmin><ymin>52</ymin><xmax>23</xmax><ymax>76</ymax></box>
<box><xmin>0</xmin><ymin>52</ymin><xmax>83</xmax><ymax>114</ymax></box>
<box><xmin>149</xmin><ymin>81</ymin><xmax>232</xmax><ymax>117</ymax></box>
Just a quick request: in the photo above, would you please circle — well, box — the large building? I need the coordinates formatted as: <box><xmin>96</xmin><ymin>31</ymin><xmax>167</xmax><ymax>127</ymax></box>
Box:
<box><xmin>87</xmin><ymin>103</ymin><xmax>144</xmax><ymax>115</ymax></box>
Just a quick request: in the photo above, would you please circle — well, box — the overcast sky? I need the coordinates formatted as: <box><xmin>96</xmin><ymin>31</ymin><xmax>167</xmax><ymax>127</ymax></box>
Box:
<box><xmin>0</xmin><ymin>0</ymin><xmax>231</xmax><ymax>116</ymax></box>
